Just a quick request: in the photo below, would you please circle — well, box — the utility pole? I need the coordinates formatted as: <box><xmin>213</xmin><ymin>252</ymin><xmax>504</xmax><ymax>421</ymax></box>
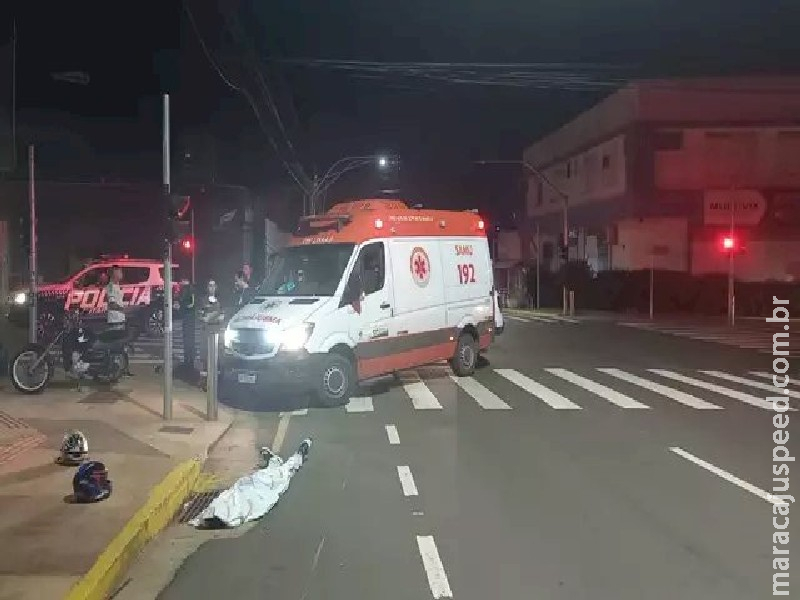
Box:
<box><xmin>535</xmin><ymin>222</ymin><xmax>541</xmax><ymax>310</ymax></box>
<box><xmin>190</xmin><ymin>207</ymin><xmax>196</xmax><ymax>284</ymax></box>
<box><xmin>162</xmin><ymin>94</ymin><xmax>173</xmax><ymax>420</ymax></box>
<box><xmin>27</xmin><ymin>145</ymin><xmax>37</xmax><ymax>343</ymax></box>
<box><xmin>728</xmin><ymin>196</ymin><xmax>736</xmax><ymax>327</ymax></box>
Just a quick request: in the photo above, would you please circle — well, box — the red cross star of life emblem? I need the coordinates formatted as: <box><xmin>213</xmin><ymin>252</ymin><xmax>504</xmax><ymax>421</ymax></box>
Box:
<box><xmin>410</xmin><ymin>246</ymin><xmax>430</xmax><ymax>287</ymax></box>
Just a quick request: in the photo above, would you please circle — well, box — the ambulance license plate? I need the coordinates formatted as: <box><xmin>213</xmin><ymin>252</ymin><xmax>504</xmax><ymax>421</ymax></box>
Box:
<box><xmin>238</xmin><ymin>372</ymin><xmax>257</xmax><ymax>384</ymax></box>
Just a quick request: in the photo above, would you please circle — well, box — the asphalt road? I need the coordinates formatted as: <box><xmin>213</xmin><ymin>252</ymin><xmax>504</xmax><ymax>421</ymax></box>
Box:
<box><xmin>147</xmin><ymin>314</ymin><xmax>796</xmax><ymax>599</ymax></box>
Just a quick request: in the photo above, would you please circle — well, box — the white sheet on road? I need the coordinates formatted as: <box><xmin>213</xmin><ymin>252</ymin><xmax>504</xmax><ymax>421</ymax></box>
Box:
<box><xmin>189</xmin><ymin>443</ymin><xmax>309</xmax><ymax>528</ymax></box>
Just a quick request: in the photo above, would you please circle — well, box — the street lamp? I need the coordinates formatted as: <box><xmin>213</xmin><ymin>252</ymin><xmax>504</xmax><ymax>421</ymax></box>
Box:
<box><xmin>475</xmin><ymin>159</ymin><xmax>571</xmax><ymax>315</ymax></box>
<box><xmin>309</xmin><ymin>154</ymin><xmax>399</xmax><ymax>215</ymax></box>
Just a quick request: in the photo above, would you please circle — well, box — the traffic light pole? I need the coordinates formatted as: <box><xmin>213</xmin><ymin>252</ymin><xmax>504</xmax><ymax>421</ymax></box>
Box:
<box><xmin>728</xmin><ymin>200</ymin><xmax>736</xmax><ymax>327</ymax></box>
<box><xmin>190</xmin><ymin>207</ymin><xmax>196</xmax><ymax>284</ymax></box>
<box><xmin>27</xmin><ymin>145</ymin><xmax>37</xmax><ymax>344</ymax></box>
<box><xmin>163</xmin><ymin>94</ymin><xmax>173</xmax><ymax>420</ymax></box>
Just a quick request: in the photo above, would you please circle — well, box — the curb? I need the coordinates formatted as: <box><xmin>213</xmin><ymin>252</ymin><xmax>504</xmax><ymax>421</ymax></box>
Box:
<box><xmin>64</xmin><ymin>458</ymin><xmax>202</xmax><ymax>600</ymax></box>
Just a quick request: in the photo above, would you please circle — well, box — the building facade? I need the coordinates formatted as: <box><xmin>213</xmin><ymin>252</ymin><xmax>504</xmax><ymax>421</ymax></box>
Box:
<box><xmin>519</xmin><ymin>77</ymin><xmax>800</xmax><ymax>282</ymax></box>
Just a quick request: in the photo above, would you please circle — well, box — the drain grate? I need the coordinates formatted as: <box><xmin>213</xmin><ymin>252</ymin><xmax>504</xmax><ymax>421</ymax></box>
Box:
<box><xmin>159</xmin><ymin>425</ymin><xmax>195</xmax><ymax>435</ymax></box>
<box><xmin>177</xmin><ymin>489</ymin><xmax>224</xmax><ymax>524</ymax></box>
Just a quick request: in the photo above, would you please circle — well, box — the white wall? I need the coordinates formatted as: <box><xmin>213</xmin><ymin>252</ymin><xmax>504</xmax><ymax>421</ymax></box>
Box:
<box><xmin>526</xmin><ymin>134</ymin><xmax>627</xmax><ymax>218</ymax></box>
<box><xmin>611</xmin><ymin>217</ymin><xmax>689</xmax><ymax>271</ymax></box>
<box><xmin>655</xmin><ymin>127</ymin><xmax>800</xmax><ymax>190</ymax></box>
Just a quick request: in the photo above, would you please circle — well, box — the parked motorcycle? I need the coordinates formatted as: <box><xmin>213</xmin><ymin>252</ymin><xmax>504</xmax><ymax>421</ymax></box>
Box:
<box><xmin>9</xmin><ymin>310</ymin><xmax>132</xmax><ymax>394</ymax></box>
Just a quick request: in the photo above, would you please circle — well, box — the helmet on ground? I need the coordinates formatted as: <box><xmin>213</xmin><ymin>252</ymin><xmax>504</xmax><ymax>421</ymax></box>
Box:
<box><xmin>59</xmin><ymin>430</ymin><xmax>88</xmax><ymax>465</ymax></box>
<box><xmin>72</xmin><ymin>460</ymin><xmax>112</xmax><ymax>503</ymax></box>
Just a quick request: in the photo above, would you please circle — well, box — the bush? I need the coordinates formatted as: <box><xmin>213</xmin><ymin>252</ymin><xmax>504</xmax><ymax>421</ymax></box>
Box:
<box><xmin>523</xmin><ymin>264</ymin><xmax>800</xmax><ymax>316</ymax></box>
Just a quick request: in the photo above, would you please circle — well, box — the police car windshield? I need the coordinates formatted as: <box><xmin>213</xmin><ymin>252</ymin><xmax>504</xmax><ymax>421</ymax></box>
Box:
<box><xmin>257</xmin><ymin>243</ymin><xmax>355</xmax><ymax>297</ymax></box>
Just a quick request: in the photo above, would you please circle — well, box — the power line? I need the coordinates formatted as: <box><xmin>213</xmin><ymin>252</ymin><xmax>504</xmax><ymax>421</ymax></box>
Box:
<box><xmin>182</xmin><ymin>1</ymin><xmax>310</xmax><ymax>193</ymax></box>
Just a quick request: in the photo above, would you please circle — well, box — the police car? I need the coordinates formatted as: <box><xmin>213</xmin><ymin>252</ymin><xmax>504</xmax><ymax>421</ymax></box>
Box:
<box><xmin>6</xmin><ymin>255</ymin><xmax>179</xmax><ymax>339</ymax></box>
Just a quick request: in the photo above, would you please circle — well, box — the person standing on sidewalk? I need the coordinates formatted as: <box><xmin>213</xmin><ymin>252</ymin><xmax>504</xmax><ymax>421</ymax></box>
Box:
<box><xmin>106</xmin><ymin>265</ymin><xmax>133</xmax><ymax>376</ymax></box>
<box><xmin>232</xmin><ymin>270</ymin><xmax>254</xmax><ymax>310</ymax></box>
<box><xmin>178</xmin><ymin>277</ymin><xmax>196</xmax><ymax>374</ymax></box>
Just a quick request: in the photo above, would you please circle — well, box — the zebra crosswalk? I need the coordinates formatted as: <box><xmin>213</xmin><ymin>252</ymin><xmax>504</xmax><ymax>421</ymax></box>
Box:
<box><xmin>505</xmin><ymin>313</ymin><xmax>580</xmax><ymax>324</ymax></box>
<box><xmin>618</xmin><ymin>321</ymin><xmax>800</xmax><ymax>356</ymax></box>
<box><xmin>281</xmin><ymin>367</ymin><xmax>798</xmax><ymax>416</ymax></box>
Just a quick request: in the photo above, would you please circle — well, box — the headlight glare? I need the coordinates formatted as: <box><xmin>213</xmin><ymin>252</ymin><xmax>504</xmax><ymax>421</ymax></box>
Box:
<box><xmin>279</xmin><ymin>323</ymin><xmax>313</xmax><ymax>351</ymax></box>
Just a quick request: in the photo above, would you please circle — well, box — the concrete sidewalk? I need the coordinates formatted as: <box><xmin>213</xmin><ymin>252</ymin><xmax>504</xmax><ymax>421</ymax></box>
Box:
<box><xmin>0</xmin><ymin>369</ymin><xmax>233</xmax><ymax>600</ymax></box>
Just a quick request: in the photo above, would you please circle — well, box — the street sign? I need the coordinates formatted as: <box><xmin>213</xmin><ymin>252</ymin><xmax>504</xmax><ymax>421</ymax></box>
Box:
<box><xmin>703</xmin><ymin>190</ymin><xmax>766</xmax><ymax>226</ymax></box>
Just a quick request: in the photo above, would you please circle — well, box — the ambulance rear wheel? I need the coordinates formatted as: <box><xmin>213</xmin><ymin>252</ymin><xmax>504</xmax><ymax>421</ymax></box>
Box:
<box><xmin>316</xmin><ymin>353</ymin><xmax>355</xmax><ymax>408</ymax></box>
<box><xmin>450</xmin><ymin>332</ymin><xmax>478</xmax><ymax>377</ymax></box>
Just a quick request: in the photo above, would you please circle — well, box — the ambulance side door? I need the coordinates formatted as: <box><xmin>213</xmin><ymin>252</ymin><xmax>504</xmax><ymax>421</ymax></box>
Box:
<box><xmin>341</xmin><ymin>241</ymin><xmax>395</xmax><ymax>380</ymax></box>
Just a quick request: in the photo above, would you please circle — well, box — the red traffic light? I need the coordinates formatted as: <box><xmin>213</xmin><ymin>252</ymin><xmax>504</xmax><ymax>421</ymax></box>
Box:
<box><xmin>719</xmin><ymin>234</ymin><xmax>742</xmax><ymax>253</ymax></box>
<box><xmin>180</xmin><ymin>236</ymin><xmax>193</xmax><ymax>251</ymax></box>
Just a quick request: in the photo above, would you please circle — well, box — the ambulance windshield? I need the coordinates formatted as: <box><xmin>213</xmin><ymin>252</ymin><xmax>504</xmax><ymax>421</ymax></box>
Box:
<box><xmin>257</xmin><ymin>243</ymin><xmax>355</xmax><ymax>297</ymax></box>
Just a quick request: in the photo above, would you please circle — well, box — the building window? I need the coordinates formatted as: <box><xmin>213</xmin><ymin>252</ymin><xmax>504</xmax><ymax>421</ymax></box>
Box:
<box><xmin>601</xmin><ymin>154</ymin><xmax>610</xmax><ymax>170</ymax></box>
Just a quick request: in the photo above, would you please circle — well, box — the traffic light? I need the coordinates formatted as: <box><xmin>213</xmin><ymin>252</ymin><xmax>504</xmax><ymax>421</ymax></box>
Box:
<box><xmin>167</xmin><ymin>194</ymin><xmax>191</xmax><ymax>242</ymax></box>
<box><xmin>719</xmin><ymin>233</ymin><xmax>740</xmax><ymax>253</ymax></box>
<box><xmin>180</xmin><ymin>236</ymin><xmax>194</xmax><ymax>252</ymax></box>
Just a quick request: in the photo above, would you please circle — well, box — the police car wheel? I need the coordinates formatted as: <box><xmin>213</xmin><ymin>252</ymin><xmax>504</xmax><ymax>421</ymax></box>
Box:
<box><xmin>450</xmin><ymin>333</ymin><xmax>478</xmax><ymax>377</ymax></box>
<box><xmin>316</xmin><ymin>353</ymin><xmax>354</xmax><ymax>407</ymax></box>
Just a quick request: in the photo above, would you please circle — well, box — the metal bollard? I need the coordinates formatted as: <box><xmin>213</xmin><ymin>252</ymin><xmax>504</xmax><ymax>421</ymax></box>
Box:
<box><xmin>569</xmin><ymin>290</ymin><xmax>575</xmax><ymax>316</ymax></box>
<box><xmin>206</xmin><ymin>330</ymin><xmax>219</xmax><ymax>421</ymax></box>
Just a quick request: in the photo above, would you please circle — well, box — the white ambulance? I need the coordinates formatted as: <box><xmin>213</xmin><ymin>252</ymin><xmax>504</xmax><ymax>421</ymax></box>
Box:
<box><xmin>222</xmin><ymin>199</ymin><xmax>503</xmax><ymax>405</ymax></box>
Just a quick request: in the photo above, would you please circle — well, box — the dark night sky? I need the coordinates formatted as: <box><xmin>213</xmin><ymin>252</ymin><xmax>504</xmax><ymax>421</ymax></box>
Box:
<box><xmin>3</xmin><ymin>0</ymin><xmax>800</xmax><ymax>226</ymax></box>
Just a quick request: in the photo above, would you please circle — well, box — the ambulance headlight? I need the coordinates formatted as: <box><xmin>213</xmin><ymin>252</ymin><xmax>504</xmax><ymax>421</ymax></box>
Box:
<box><xmin>12</xmin><ymin>291</ymin><xmax>27</xmax><ymax>305</ymax></box>
<box><xmin>278</xmin><ymin>323</ymin><xmax>314</xmax><ymax>351</ymax></box>
<box><xmin>223</xmin><ymin>327</ymin><xmax>238</xmax><ymax>348</ymax></box>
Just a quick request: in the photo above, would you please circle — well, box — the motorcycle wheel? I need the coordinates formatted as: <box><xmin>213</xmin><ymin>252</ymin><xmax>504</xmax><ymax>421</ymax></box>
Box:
<box><xmin>10</xmin><ymin>344</ymin><xmax>53</xmax><ymax>394</ymax></box>
<box><xmin>94</xmin><ymin>352</ymin><xmax>128</xmax><ymax>384</ymax></box>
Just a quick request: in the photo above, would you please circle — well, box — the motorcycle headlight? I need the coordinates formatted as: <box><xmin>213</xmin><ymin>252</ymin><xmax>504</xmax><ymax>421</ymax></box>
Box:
<box><xmin>278</xmin><ymin>323</ymin><xmax>314</xmax><ymax>351</ymax></box>
<box><xmin>223</xmin><ymin>327</ymin><xmax>238</xmax><ymax>348</ymax></box>
<box><xmin>13</xmin><ymin>291</ymin><xmax>27</xmax><ymax>305</ymax></box>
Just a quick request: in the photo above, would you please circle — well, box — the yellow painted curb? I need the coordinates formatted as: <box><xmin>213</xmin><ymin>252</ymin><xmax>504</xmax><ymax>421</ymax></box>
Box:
<box><xmin>64</xmin><ymin>458</ymin><xmax>202</xmax><ymax>600</ymax></box>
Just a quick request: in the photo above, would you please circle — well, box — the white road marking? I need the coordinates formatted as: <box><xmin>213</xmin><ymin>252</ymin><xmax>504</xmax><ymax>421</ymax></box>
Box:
<box><xmin>547</xmin><ymin>368</ymin><xmax>650</xmax><ymax>409</ymax></box>
<box><xmin>345</xmin><ymin>396</ymin><xmax>374</xmax><ymax>412</ymax></box>
<box><xmin>649</xmin><ymin>369</ymin><xmax>788</xmax><ymax>411</ymax></box>
<box><xmin>548</xmin><ymin>315</ymin><xmax>579</xmax><ymax>324</ymax></box>
<box><xmin>403</xmin><ymin>381</ymin><xmax>443</xmax><ymax>410</ymax></box>
<box><xmin>385</xmin><ymin>425</ymin><xmax>400</xmax><ymax>445</ymax></box>
<box><xmin>700</xmin><ymin>371</ymin><xmax>800</xmax><ymax>399</ymax></box>
<box><xmin>279</xmin><ymin>409</ymin><xmax>308</xmax><ymax>416</ymax></box>
<box><xmin>495</xmin><ymin>369</ymin><xmax>581</xmax><ymax>409</ymax></box>
<box><xmin>416</xmin><ymin>535</ymin><xmax>454</xmax><ymax>599</ymax></box>
<box><xmin>397</xmin><ymin>466</ymin><xmax>419</xmax><ymax>496</ymax></box>
<box><xmin>750</xmin><ymin>371</ymin><xmax>800</xmax><ymax>387</ymax></box>
<box><xmin>450</xmin><ymin>376</ymin><xmax>511</xmax><ymax>409</ymax></box>
<box><xmin>272</xmin><ymin>412</ymin><xmax>291</xmax><ymax>453</ymax></box>
<box><xmin>529</xmin><ymin>315</ymin><xmax>557</xmax><ymax>323</ymax></box>
<box><xmin>507</xmin><ymin>315</ymin><xmax>529</xmax><ymax>322</ymax></box>
<box><xmin>597</xmin><ymin>368</ymin><xmax>722</xmax><ymax>410</ymax></box>
<box><xmin>670</xmin><ymin>447</ymin><xmax>788</xmax><ymax>506</ymax></box>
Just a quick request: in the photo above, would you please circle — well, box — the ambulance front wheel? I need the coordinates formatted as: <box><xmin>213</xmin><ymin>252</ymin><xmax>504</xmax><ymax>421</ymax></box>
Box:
<box><xmin>315</xmin><ymin>353</ymin><xmax>355</xmax><ymax>407</ymax></box>
<box><xmin>451</xmin><ymin>332</ymin><xmax>478</xmax><ymax>377</ymax></box>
